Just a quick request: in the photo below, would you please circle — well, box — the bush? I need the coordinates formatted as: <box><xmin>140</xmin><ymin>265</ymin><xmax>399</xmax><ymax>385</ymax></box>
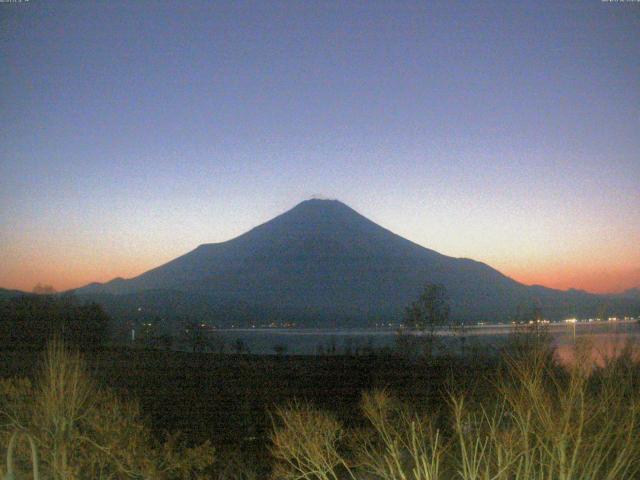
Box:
<box><xmin>270</xmin><ymin>401</ymin><xmax>349</xmax><ymax>480</ymax></box>
<box><xmin>0</xmin><ymin>338</ymin><xmax>215</xmax><ymax>479</ymax></box>
<box><xmin>270</xmin><ymin>345</ymin><xmax>640</xmax><ymax>479</ymax></box>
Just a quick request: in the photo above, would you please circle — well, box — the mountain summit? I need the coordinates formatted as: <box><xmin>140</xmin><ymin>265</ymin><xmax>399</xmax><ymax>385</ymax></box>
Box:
<box><xmin>76</xmin><ymin>199</ymin><xmax>626</xmax><ymax>325</ymax></box>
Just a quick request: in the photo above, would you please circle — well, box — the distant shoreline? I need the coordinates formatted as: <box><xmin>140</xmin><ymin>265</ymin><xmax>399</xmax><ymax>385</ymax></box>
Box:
<box><xmin>214</xmin><ymin>319</ymin><xmax>638</xmax><ymax>337</ymax></box>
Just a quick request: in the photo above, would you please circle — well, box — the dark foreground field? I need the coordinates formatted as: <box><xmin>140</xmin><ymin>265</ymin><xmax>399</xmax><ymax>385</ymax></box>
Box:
<box><xmin>3</xmin><ymin>343</ymin><xmax>639</xmax><ymax>479</ymax></box>
<box><xmin>0</xmin><ymin>348</ymin><xmax>495</xmax><ymax>470</ymax></box>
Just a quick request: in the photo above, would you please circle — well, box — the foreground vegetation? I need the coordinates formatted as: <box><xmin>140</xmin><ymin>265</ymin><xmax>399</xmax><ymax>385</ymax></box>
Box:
<box><xmin>272</xmin><ymin>345</ymin><xmax>640</xmax><ymax>479</ymax></box>
<box><xmin>0</xmin><ymin>339</ymin><xmax>215</xmax><ymax>479</ymax></box>
<box><xmin>1</xmin><ymin>336</ymin><xmax>639</xmax><ymax>479</ymax></box>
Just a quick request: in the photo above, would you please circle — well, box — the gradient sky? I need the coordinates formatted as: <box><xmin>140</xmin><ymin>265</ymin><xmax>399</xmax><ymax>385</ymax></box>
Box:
<box><xmin>1</xmin><ymin>1</ymin><xmax>639</xmax><ymax>294</ymax></box>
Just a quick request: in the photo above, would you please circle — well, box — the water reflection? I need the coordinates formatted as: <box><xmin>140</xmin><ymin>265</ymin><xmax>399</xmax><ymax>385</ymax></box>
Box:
<box><xmin>554</xmin><ymin>332</ymin><xmax>640</xmax><ymax>368</ymax></box>
<box><xmin>215</xmin><ymin>321</ymin><xmax>640</xmax><ymax>359</ymax></box>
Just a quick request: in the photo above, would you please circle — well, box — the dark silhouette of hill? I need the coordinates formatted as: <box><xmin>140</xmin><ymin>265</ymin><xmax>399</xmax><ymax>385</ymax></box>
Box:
<box><xmin>619</xmin><ymin>288</ymin><xmax>640</xmax><ymax>300</ymax></box>
<box><xmin>74</xmin><ymin>200</ymin><xmax>640</xmax><ymax>326</ymax></box>
<box><xmin>0</xmin><ymin>288</ymin><xmax>26</xmax><ymax>301</ymax></box>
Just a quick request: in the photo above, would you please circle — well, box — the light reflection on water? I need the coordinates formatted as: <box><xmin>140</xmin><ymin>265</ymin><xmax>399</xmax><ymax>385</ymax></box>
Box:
<box><xmin>554</xmin><ymin>332</ymin><xmax>640</xmax><ymax>367</ymax></box>
<box><xmin>216</xmin><ymin>321</ymin><xmax>640</xmax><ymax>360</ymax></box>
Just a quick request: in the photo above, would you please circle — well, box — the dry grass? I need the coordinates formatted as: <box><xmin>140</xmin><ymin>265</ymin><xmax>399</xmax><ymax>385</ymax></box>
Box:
<box><xmin>0</xmin><ymin>338</ymin><xmax>216</xmax><ymax>479</ymax></box>
<box><xmin>452</xmin><ymin>344</ymin><xmax>640</xmax><ymax>480</ymax></box>
<box><xmin>270</xmin><ymin>401</ymin><xmax>353</xmax><ymax>480</ymax></box>
<box><xmin>270</xmin><ymin>343</ymin><xmax>640</xmax><ymax>480</ymax></box>
<box><xmin>354</xmin><ymin>390</ymin><xmax>441</xmax><ymax>480</ymax></box>
<box><xmin>2</xmin><ymin>338</ymin><xmax>639</xmax><ymax>479</ymax></box>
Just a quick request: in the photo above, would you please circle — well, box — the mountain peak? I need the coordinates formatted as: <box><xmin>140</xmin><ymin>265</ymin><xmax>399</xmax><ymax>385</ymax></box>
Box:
<box><xmin>298</xmin><ymin>197</ymin><xmax>341</xmax><ymax>205</ymax></box>
<box><xmin>250</xmin><ymin>198</ymin><xmax>370</xmax><ymax>233</ymax></box>
<box><xmin>289</xmin><ymin>198</ymin><xmax>353</xmax><ymax>214</ymax></box>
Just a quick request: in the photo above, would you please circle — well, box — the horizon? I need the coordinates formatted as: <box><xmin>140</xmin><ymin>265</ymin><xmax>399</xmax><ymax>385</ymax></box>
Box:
<box><xmin>2</xmin><ymin>197</ymin><xmax>638</xmax><ymax>296</ymax></box>
<box><xmin>1</xmin><ymin>1</ymin><xmax>639</xmax><ymax>294</ymax></box>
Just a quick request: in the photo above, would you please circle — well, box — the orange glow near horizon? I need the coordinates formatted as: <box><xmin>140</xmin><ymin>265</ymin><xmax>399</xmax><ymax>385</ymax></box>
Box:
<box><xmin>0</xmin><ymin>259</ymin><xmax>156</xmax><ymax>293</ymax></box>
<box><xmin>2</xmin><ymin>251</ymin><xmax>638</xmax><ymax>295</ymax></box>
<box><xmin>1</xmin><ymin>199</ymin><xmax>638</xmax><ymax>295</ymax></box>
<box><xmin>506</xmin><ymin>266</ymin><xmax>640</xmax><ymax>295</ymax></box>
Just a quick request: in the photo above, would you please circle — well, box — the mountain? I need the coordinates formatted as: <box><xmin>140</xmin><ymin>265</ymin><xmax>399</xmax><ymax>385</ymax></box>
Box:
<box><xmin>617</xmin><ymin>288</ymin><xmax>640</xmax><ymax>301</ymax></box>
<box><xmin>0</xmin><ymin>288</ymin><xmax>27</xmax><ymax>301</ymax></box>
<box><xmin>74</xmin><ymin>199</ymin><xmax>639</xmax><ymax>327</ymax></box>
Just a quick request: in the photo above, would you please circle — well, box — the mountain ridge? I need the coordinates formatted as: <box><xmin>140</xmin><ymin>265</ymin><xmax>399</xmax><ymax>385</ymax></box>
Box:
<box><xmin>72</xmin><ymin>199</ymin><xmax>639</xmax><ymax>326</ymax></box>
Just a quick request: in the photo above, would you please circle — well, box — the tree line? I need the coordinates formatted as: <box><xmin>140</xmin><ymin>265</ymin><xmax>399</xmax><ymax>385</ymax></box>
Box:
<box><xmin>0</xmin><ymin>294</ymin><xmax>110</xmax><ymax>350</ymax></box>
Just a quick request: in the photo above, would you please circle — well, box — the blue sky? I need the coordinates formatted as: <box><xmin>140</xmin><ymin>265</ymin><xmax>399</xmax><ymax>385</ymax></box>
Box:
<box><xmin>1</xmin><ymin>0</ymin><xmax>638</xmax><ymax>292</ymax></box>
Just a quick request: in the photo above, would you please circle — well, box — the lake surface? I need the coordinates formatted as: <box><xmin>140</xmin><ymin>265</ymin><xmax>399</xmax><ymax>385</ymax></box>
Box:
<box><xmin>214</xmin><ymin>320</ymin><xmax>640</xmax><ymax>362</ymax></box>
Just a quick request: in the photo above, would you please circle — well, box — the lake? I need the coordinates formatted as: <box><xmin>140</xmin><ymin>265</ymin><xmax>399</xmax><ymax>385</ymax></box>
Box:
<box><xmin>213</xmin><ymin>319</ymin><xmax>640</xmax><ymax>363</ymax></box>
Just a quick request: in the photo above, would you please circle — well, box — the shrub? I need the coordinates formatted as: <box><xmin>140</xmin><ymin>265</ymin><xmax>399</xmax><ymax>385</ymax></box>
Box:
<box><xmin>270</xmin><ymin>401</ymin><xmax>350</xmax><ymax>480</ymax></box>
<box><xmin>354</xmin><ymin>390</ymin><xmax>442</xmax><ymax>480</ymax></box>
<box><xmin>270</xmin><ymin>345</ymin><xmax>640</xmax><ymax>479</ymax></box>
<box><xmin>452</xmin><ymin>347</ymin><xmax>640</xmax><ymax>479</ymax></box>
<box><xmin>0</xmin><ymin>338</ymin><xmax>215</xmax><ymax>479</ymax></box>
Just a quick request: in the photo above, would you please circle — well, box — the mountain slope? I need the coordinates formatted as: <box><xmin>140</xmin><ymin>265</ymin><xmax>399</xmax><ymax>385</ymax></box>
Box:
<box><xmin>75</xmin><ymin>199</ymin><xmax>638</xmax><ymax>325</ymax></box>
<box><xmin>0</xmin><ymin>288</ymin><xmax>28</xmax><ymax>301</ymax></box>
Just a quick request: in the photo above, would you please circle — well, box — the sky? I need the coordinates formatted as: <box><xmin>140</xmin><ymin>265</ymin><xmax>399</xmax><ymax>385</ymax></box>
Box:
<box><xmin>1</xmin><ymin>0</ymin><xmax>639</xmax><ymax>294</ymax></box>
